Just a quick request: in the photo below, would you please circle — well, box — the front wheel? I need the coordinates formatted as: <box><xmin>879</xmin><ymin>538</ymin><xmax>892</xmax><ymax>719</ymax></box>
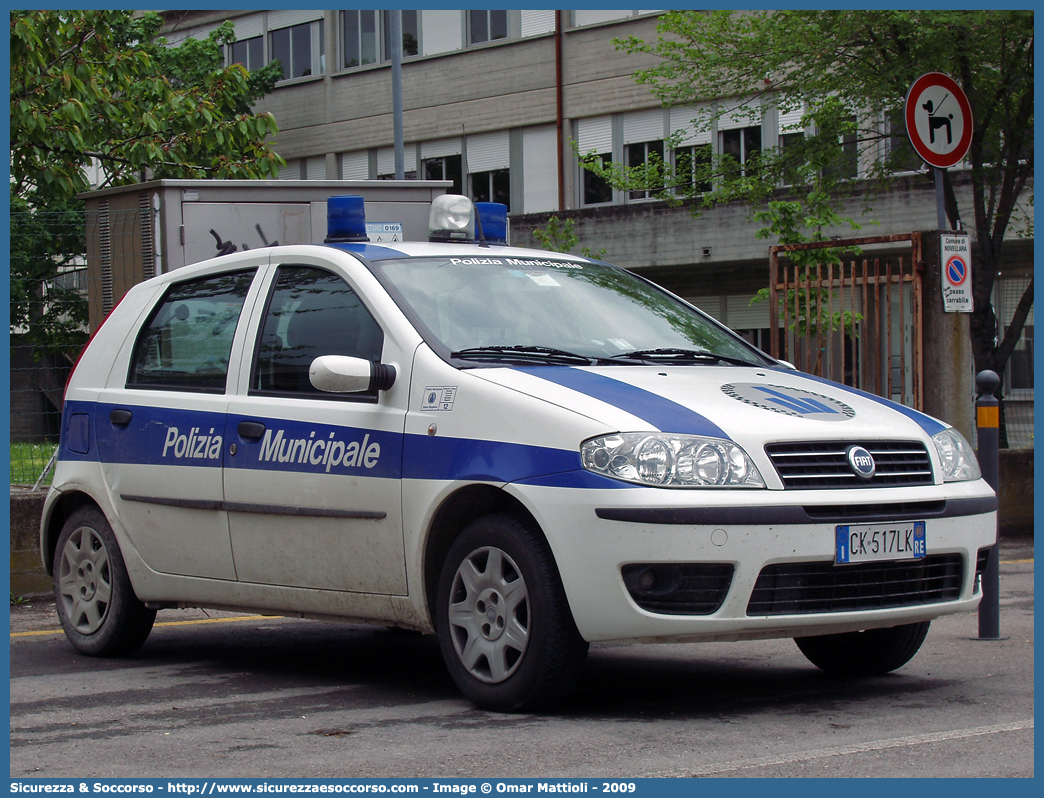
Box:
<box><xmin>436</xmin><ymin>514</ymin><xmax>588</xmax><ymax>712</ymax></box>
<box><xmin>53</xmin><ymin>505</ymin><xmax>156</xmax><ymax>657</ymax></box>
<box><xmin>795</xmin><ymin>621</ymin><xmax>931</xmax><ymax>676</ymax></box>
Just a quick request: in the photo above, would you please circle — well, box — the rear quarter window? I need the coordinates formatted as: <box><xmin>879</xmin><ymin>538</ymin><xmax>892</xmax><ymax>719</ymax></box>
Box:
<box><xmin>127</xmin><ymin>269</ymin><xmax>256</xmax><ymax>392</ymax></box>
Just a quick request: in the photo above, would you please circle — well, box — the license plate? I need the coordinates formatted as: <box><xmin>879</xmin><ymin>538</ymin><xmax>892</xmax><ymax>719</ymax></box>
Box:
<box><xmin>835</xmin><ymin>521</ymin><xmax>926</xmax><ymax>564</ymax></box>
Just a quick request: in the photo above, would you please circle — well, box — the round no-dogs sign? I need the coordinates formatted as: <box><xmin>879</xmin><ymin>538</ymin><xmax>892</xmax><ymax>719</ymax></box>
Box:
<box><xmin>905</xmin><ymin>73</ymin><xmax>973</xmax><ymax>169</ymax></box>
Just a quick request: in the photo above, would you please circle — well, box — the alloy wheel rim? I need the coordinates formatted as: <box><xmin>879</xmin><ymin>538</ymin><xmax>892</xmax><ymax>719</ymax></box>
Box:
<box><xmin>58</xmin><ymin>526</ymin><xmax>113</xmax><ymax>634</ymax></box>
<box><xmin>448</xmin><ymin>546</ymin><xmax>530</xmax><ymax>683</ymax></box>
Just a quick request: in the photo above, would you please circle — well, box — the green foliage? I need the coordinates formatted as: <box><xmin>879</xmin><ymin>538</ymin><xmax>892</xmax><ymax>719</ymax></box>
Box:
<box><xmin>9</xmin><ymin>190</ymin><xmax>90</xmax><ymax>358</ymax></box>
<box><xmin>531</xmin><ymin>215</ymin><xmax>607</xmax><ymax>260</ymax></box>
<box><xmin>750</xmin><ymin>193</ymin><xmax>865</xmax><ymax>350</ymax></box>
<box><xmin>598</xmin><ymin>10</ymin><xmax>1033</xmax><ymax>377</ymax></box>
<box><xmin>143</xmin><ymin>21</ymin><xmax>282</xmax><ymax>112</ymax></box>
<box><xmin>10</xmin><ymin>10</ymin><xmax>285</xmax><ymax>359</ymax></box>
<box><xmin>9</xmin><ymin>442</ymin><xmax>58</xmax><ymax>486</ymax></box>
<box><xmin>10</xmin><ymin>10</ymin><xmax>285</xmax><ymax>202</ymax></box>
<box><xmin>612</xmin><ymin>10</ymin><xmax>1033</xmax><ymax>205</ymax></box>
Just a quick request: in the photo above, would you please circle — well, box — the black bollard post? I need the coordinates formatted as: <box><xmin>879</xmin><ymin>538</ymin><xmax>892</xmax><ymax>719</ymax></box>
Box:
<box><xmin>976</xmin><ymin>370</ymin><xmax>1001</xmax><ymax>640</ymax></box>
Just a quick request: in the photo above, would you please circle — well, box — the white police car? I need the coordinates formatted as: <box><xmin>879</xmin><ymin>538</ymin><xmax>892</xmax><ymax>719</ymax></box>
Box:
<box><xmin>42</xmin><ymin>195</ymin><xmax>996</xmax><ymax>711</ymax></box>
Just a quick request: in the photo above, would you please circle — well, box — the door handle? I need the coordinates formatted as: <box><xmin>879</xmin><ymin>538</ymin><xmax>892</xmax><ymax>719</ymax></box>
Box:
<box><xmin>237</xmin><ymin>421</ymin><xmax>266</xmax><ymax>440</ymax></box>
<box><xmin>110</xmin><ymin>409</ymin><xmax>132</xmax><ymax>427</ymax></box>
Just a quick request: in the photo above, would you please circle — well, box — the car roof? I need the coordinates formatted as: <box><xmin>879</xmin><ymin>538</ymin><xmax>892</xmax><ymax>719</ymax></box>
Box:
<box><xmin>146</xmin><ymin>241</ymin><xmax>598</xmax><ymax>288</ymax></box>
<box><xmin>328</xmin><ymin>240</ymin><xmax>595</xmax><ymax>264</ymax></box>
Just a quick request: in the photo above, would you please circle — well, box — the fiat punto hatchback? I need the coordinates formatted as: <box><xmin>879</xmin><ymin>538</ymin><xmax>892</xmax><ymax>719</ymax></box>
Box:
<box><xmin>43</xmin><ymin>195</ymin><xmax>997</xmax><ymax>711</ymax></box>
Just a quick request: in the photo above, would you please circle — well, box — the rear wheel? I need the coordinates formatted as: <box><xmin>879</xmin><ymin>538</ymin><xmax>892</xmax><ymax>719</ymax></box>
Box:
<box><xmin>436</xmin><ymin>514</ymin><xmax>588</xmax><ymax>712</ymax></box>
<box><xmin>53</xmin><ymin>506</ymin><xmax>156</xmax><ymax>657</ymax></box>
<box><xmin>795</xmin><ymin>621</ymin><xmax>931</xmax><ymax>676</ymax></box>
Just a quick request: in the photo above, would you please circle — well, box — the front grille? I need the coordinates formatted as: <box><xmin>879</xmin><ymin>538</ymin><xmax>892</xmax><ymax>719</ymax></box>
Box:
<box><xmin>765</xmin><ymin>440</ymin><xmax>934</xmax><ymax>489</ymax></box>
<box><xmin>746</xmin><ymin>554</ymin><xmax>963</xmax><ymax>615</ymax></box>
<box><xmin>622</xmin><ymin>563</ymin><xmax>734</xmax><ymax>615</ymax></box>
<box><xmin>803</xmin><ymin>501</ymin><xmax>946</xmax><ymax>521</ymax></box>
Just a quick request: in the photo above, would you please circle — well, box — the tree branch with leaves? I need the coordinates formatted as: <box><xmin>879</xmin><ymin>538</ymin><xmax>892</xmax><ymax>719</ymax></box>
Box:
<box><xmin>586</xmin><ymin>10</ymin><xmax>1033</xmax><ymax>392</ymax></box>
<box><xmin>10</xmin><ymin>10</ymin><xmax>286</xmax><ymax>360</ymax></box>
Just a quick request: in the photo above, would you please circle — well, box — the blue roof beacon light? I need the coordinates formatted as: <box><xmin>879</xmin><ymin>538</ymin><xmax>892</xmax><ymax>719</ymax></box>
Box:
<box><xmin>428</xmin><ymin>194</ymin><xmax>477</xmax><ymax>242</ymax></box>
<box><xmin>475</xmin><ymin>202</ymin><xmax>508</xmax><ymax>245</ymax></box>
<box><xmin>325</xmin><ymin>195</ymin><xmax>369</xmax><ymax>243</ymax></box>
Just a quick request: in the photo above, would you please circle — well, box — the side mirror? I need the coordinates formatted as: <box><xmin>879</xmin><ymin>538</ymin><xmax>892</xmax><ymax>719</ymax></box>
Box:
<box><xmin>309</xmin><ymin>355</ymin><xmax>396</xmax><ymax>393</ymax></box>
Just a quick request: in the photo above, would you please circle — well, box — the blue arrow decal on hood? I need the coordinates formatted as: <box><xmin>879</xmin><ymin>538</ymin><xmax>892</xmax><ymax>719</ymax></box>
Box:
<box><xmin>514</xmin><ymin>367</ymin><xmax>729</xmax><ymax>439</ymax></box>
<box><xmin>795</xmin><ymin>373</ymin><xmax>948</xmax><ymax>436</ymax></box>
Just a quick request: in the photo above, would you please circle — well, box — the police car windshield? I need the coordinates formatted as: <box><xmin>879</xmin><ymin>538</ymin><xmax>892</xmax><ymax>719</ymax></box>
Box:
<box><xmin>372</xmin><ymin>255</ymin><xmax>767</xmax><ymax>367</ymax></box>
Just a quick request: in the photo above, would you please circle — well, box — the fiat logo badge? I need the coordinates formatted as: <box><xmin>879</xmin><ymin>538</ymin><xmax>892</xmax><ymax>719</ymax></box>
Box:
<box><xmin>846</xmin><ymin>446</ymin><xmax>876</xmax><ymax>480</ymax></box>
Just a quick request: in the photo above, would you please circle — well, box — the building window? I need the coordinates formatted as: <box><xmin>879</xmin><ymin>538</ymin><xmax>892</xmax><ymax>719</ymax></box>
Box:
<box><xmin>823</xmin><ymin>116</ymin><xmax>859</xmax><ymax>181</ymax></box>
<box><xmin>271</xmin><ymin>21</ymin><xmax>322</xmax><ymax>80</ymax></box>
<box><xmin>886</xmin><ymin>109</ymin><xmax>923</xmax><ymax>173</ymax></box>
<box><xmin>469</xmin><ymin>10</ymin><xmax>507</xmax><ymax>45</ymax></box>
<box><xmin>343</xmin><ymin>11</ymin><xmax>419</xmax><ymax>69</ymax></box>
<box><xmin>720</xmin><ymin>126</ymin><xmax>761</xmax><ymax>179</ymax></box>
<box><xmin>471</xmin><ymin>169</ymin><xmax>510</xmax><ymax>210</ymax></box>
<box><xmin>625</xmin><ymin>140</ymin><xmax>664</xmax><ymax>200</ymax></box>
<box><xmin>673</xmin><ymin>144</ymin><xmax>712</xmax><ymax>194</ymax></box>
<box><xmin>386</xmin><ymin>11</ymin><xmax>419</xmax><ymax>57</ymax></box>
<box><xmin>425</xmin><ymin>155</ymin><xmax>463</xmax><ymax>194</ymax></box>
<box><xmin>777</xmin><ymin>132</ymin><xmax>807</xmax><ymax>186</ymax></box>
<box><xmin>343</xmin><ymin>10</ymin><xmax>379</xmax><ymax>68</ymax></box>
<box><xmin>581</xmin><ymin>154</ymin><xmax>613</xmax><ymax>206</ymax></box>
<box><xmin>231</xmin><ymin>36</ymin><xmax>263</xmax><ymax>71</ymax></box>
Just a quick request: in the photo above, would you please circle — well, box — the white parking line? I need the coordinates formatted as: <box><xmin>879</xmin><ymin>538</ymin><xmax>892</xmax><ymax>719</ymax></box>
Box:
<box><xmin>645</xmin><ymin>719</ymin><xmax>1035</xmax><ymax>777</ymax></box>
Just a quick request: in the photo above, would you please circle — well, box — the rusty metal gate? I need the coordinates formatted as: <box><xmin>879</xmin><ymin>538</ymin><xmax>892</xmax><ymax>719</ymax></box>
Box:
<box><xmin>769</xmin><ymin>233</ymin><xmax>924</xmax><ymax>410</ymax></box>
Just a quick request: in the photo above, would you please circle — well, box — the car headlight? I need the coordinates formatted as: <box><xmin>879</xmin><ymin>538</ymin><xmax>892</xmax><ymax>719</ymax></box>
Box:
<box><xmin>581</xmin><ymin>433</ymin><xmax>765</xmax><ymax>488</ymax></box>
<box><xmin>932</xmin><ymin>427</ymin><xmax>981</xmax><ymax>482</ymax></box>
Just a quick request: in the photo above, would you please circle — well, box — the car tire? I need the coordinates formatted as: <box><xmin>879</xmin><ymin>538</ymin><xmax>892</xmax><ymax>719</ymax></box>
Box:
<box><xmin>436</xmin><ymin>513</ymin><xmax>588</xmax><ymax>712</ymax></box>
<box><xmin>794</xmin><ymin>621</ymin><xmax>931</xmax><ymax>676</ymax></box>
<box><xmin>53</xmin><ymin>505</ymin><xmax>157</xmax><ymax>657</ymax></box>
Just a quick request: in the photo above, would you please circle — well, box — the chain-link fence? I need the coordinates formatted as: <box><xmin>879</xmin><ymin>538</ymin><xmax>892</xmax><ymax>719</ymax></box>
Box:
<box><xmin>992</xmin><ymin>272</ymin><xmax>1033</xmax><ymax>449</ymax></box>
<box><xmin>10</xmin><ymin>207</ymin><xmax>150</xmax><ymax>487</ymax></box>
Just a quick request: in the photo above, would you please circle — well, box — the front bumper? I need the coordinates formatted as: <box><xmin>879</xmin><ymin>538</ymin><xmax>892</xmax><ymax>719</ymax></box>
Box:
<box><xmin>512</xmin><ymin>479</ymin><xmax>997</xmax><ymax>643</ymax></box>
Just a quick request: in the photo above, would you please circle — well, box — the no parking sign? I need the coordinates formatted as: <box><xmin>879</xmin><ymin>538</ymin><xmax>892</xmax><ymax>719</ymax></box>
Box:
<box><xmin>941</xmin><ymin>234</ymin><xmax>973</xmax><ymax>312</ymax></box>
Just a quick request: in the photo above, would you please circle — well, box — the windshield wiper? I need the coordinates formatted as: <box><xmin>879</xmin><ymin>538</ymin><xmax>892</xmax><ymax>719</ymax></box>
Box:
<box><xmin>609</xmin><ymin>348</ymin><xmax>759</xmax><ymax>367</ymax></box>
<box><xmin>451</xmin><ymin>345</ymin><xmax>594</xmax><ymax>365</ymax></box>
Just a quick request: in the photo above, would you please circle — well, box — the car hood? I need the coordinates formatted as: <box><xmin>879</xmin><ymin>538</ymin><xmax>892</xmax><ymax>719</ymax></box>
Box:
<box><xmin>469</xmin><ymin>365</ymin><xmax>949</xmax><ymax>450</ymax></box>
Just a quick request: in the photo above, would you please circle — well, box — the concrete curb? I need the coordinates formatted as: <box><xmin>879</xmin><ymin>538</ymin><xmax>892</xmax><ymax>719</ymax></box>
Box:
<box><xmin>10</xmin><ymin>488</ymin><xmax>50</xmax><ymax>597</ymax></box>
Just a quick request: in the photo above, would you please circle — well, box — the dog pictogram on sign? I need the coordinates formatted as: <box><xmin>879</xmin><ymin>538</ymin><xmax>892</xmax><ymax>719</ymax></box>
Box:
<box><xmin>905</xmin><ymin>73</ymin><xmax>973</xmax><ymax>169</ymax></box>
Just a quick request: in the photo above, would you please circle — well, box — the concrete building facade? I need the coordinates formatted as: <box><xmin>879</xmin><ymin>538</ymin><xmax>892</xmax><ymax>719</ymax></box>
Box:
<box><xmin>155</xmin><ymin>9</ymin><xmax>1032</xmax><ymax>444</ymax></box>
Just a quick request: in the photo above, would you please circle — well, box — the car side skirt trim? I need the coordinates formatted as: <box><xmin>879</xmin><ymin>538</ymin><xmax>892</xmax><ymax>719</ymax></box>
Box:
<box><xmin>120</xmin><ymin>494</ymin><xmax>387</xmax><ymax>519</ymax></box>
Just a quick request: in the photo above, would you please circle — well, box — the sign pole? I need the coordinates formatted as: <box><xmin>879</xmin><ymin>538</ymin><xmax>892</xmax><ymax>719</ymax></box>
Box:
<box><xmin>906</xmin><ymin>72</ymin><xmax>973</xmax><ymax>232</ymax></box>
<box><xmin>934</xmin><ymin>167</ymin><xmax>948</xmax><ymax>230</ymax></box>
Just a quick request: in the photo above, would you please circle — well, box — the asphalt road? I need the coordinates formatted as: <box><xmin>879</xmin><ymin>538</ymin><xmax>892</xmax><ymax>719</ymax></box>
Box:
<box><xmin>9</xmin><ymin>538</ymin><xmax>1033</xmax><ymax>780</ymax></box>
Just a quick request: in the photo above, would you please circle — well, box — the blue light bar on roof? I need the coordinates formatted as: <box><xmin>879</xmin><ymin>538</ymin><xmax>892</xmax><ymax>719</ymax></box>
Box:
<box><xmin>325</xmin><ymin>195</ymin><xmax>369</xmax><ymax>243</ymax></box>
<box><xmin>475</xmin><ymin>202</ymin><xmax>508</xmax><ymax>245</ymax></box>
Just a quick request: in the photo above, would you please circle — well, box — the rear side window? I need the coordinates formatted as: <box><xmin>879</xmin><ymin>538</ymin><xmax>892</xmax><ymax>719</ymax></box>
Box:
<box><xmin>252</xmin><ymin>265</ymin><xmax>384</xmax><ymax>397</ymax></box>
<box><xmin>128</xmin><ymin>270</ymin><xmax>256</xmax><ymax>392</ymax></box>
